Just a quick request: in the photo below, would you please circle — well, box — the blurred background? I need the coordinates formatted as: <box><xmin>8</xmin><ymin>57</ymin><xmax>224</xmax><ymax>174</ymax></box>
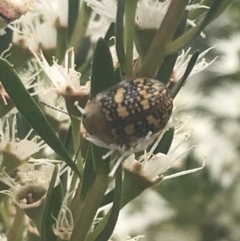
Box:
<box><xmin>0</xmin><ymin>1</ymin><xmax>239</xmax><ymax>240</ymax></box>
<box><xmin>115</xmin><ymin>1</ymin><xmax>240</xmax><ymax>240</ymax></box>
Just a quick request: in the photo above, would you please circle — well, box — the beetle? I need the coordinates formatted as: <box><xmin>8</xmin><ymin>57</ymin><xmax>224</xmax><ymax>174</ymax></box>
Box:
<box><xmin>82</xmin><ymin>77</ymin><xmax>173</xmax><ymax>152</ymax></box>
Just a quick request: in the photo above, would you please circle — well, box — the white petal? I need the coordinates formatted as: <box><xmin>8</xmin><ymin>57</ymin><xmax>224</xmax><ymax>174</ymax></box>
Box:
<box><xmin>123</xmin><ymin>154</ymin><xmax>136</xmax><ymax>169</ymax></box>
<box><xmin>144</xmin><ymin>153</ymin><xmax>172</xmax><ymax>179</ymax></box>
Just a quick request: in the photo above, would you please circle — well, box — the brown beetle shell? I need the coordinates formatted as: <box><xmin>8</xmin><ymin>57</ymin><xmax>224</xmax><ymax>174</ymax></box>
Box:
<box><xmin>82</xmin><ymin>78</ymin><xmax>173</xmax><ymax>147</ymax></box>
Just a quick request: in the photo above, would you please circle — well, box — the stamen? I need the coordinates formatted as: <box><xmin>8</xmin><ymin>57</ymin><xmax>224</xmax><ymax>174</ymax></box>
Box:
<box><xmin>102</xmin><ymin>149</ymin><xmax>115</xmax><ymax>160</ymax></box>
<box><xmin>140</xmin><ymin>131</ymin><xmax>165</xmax><ymax>163</ymax></box>
<box><xmin>171</xmin><ymin>145</ymin><xmax>196</xmax><ymax>164</ymax></box>
<box><xmin>74</xmin><ymin>101</ymin><xmax>85</xmax><ymax>115</ymax></box>
<box><xmin>109</xmin><ymin>155</ymin><xmax>125</xmax><ymax>177</ymax></box>
<box><xmin>0</xmin><ymin>95</ymin><xmax>8</xmax><ymax>105</ymax></box>
<box><xmin>12</xmin><ymin>115</ymin><xmax>17</xmax><ymax>140</ymax></box>
<box><xmin>40</xmin><ymin>101</ymin><xmax>70</xmax><ymax>116</ymax></box>
<box><xmin>163</xmin><ymin>157</ymin><xmax>206</xmax><ymax>181</ymax></box>
<box><xmin>24</xmin><ymin>129</ymin><xmax>34</xmax><ymax>140</ymax></box>
<box><xmin>174</xmin><ymin>117</ymin><xmax>192</xmax><ymax>133</ymax></box>
<box><xmin>0</xmin><ymin>44</ymin><xmax>12</xmax><ymax>58</ymax></box>
<box><xmin>168</xmin><ymin>131</ymin><xmax>192</xmax><ymax>156</ymax></box>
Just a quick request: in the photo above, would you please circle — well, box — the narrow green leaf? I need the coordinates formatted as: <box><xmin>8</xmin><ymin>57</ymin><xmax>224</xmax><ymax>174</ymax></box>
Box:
<box><xmin>0</xmin><ymin>59</ymin><xmax>80</xmax><ymax>176</ymax></box>
<box><xmin>80</xmin><ymin>144</ymin><xmax>96</xmax><ymax>201</ymax></box>
<box><xmin>0</xmin><ymin>28</ymin><xmax>12</xmax><ymax>54</ymax></box>
<box><xmin>101</xmin><ymin>190</ymin><xmax>114</xmax><ymax>207</ymax></box>
<box><xmin>75</xmin><ymin>37</ymin><xmax>91</xmax><ymax>69</ymax></box>
<box><xmin>156</xmin><ymin>54</ymin><xmax>178</xmax><ymax>85</ymax></box>
<box><xmin>71</xmin><ymin>174</ymin><xmax>109</xmax><ymax>241</ymax></box>
<box><xmin>56</xmin><ymin>27</ymin><xmax>68</xmax><ymax>62</ymax></box>
<box><xmin>153</xmin><ymin>128</ymin><xmax>174</xmax><ymax>155</ymax></box>
<box><xmin>69</xmin><ymin>2</ymin><xmax>92</xmax><ymax>52</ymax></box>
<box><xmin>166</xmin><ymin>0</ymin><xmax>232</xmax><ymax>55</ymax></box>
<box><xmin>171</xmin><ymin>51</ymin><xmax>199</xmax><ymax>98</ymax></box>
<box><xmin>68</xmin><ymin>0</ymin><xmax>80</xmax><ymax>40</ymax></box>
<box><xmin>64</xmin><ymin>126</ymin><xmax>74</xmax><ymax>159</ymax></box>
<box><xmin>96</xmin><ymin>165</ymin><xmax>122</xmax><ymax>241</ymax></box>
<box><xmin>91</xmin><ymin>38</ymin><xmax>116</xmax><ymax>98</ymax></box>
<box><xmin>199</xmin><ymin>0</ymin><xmax>226</xmax><ymax>30</ymax></box>
<box><xmin>115</xmin><ymin>0</ymin><xmax>126</xmax><ymax>78</ymax></box>
<box><xmin>92</xmin><ymin>144</ymin><xmax>110</xmax><ymax>177</ymax></box>
<box><xmin>41</xmin><ymin>165</ymin><xmax>62</xmax><ymax>241</ymax></box>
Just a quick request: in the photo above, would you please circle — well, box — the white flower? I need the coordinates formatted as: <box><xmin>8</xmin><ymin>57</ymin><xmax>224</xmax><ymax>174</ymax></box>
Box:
<box><xmin>84</xmin><ymin>0</ymin><xmax>117</xmax><ymax>23</ymax></box>
<box><xmin>0</xmin><ymin>115</ymin><xmax>46</xmax><ymax>172</ymax></box>
<box><xmin>172</xmin><ymin>47</ymin><xmax>217</xmax><ymax>83</ymax></box>
<box><xmin>0</xmin><ymin>0</ymin><xmax>35</xmax><ymax>28</ymax></box>
<box><xmin>38</xmin><ymin>88</ymin><xmax>70</xmax><ymax>124</ymax></box>
<box><xmin>84</xmin><ymin>0</ymin><xmax>170</xmax><ymax>29</ymax></box>
<box><xmin>0</xmin><ymin>162</ymin><xmax>55</xmax><ymax>204</ymax></box>
<box><xmin>0</xmin><ymin>47</ymin><xmax>39</xmax><ymax>109</ymax></box>
<box><xmin>11</xmin><ymin>14</ymin><xmax>57</xmax><ymax>51</ymax></box>
<box><xmin>124</xmin><ymin>128</ymin><xmax>205</xmax><ymax>183</ymax></box>
<box><xmin>135</xmin><ymin>0</ymin><xmax>171</xmax><ymax>29</ymax></box>
<box><xmin>82</xmin><ymin>128</ymin><xmax>159</xmax><ymax>177</ymax></box>
<box><xmin>37</xmin><ymin>0</ymin><xmax>68</xmax><ymax>27</ymax></box>
<box><xmin>53</xmin><ymin>193</ymin><xmax>74</xmax><ymax>240</ymax></box>
<box><xmin>84</xmin><ymin>0</ymin><xmax>209</xmax><ymax>29</ymax></box>
<box><xmin>10</xmin><ymin>0</ymin><xmax>68</xmax><ymax>51</ymax></box>
<box><xmin>86</xmin><ymin>15</ymin><xmax>111</xmax><ymax>42</ymax></box>
<box><xmin>33</xmin><ymin>48</ymin><xmax>89</xmax><ymax>95</ymax></box>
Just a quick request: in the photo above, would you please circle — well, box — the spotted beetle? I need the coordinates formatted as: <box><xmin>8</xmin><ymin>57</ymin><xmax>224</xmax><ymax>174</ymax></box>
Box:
<box><xmin>82</xmin><ymin>78</ymin><xmax>173</xmax><ymax>151</ymax></box>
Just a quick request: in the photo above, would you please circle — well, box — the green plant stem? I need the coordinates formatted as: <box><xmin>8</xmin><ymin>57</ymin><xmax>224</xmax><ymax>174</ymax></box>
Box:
<box><xmin>0</xmin><ymin>196</ymin><xmax>12</xmax><ymax>230</ymax></box>
<box><xmin>69</xmin><ymin>181</ymin><xmax>82</xmax><ymax>222</ymax></box>
<box><xmin>69</xmin><ymin>2</ymin><xmax>91</xmax><ymax>52</ymax></box>
<box><xmin>67</xmin><ymin>119</ymin><xmax>82</xmax><ymax>199</ymax></box>
<box><xmin>124</xmin><ymin>0</ymin><xmax>138</xmax><ymax>78</ymax></box>
<box><xmin>70</xmin><ymin>174</ymin><xmax>109</xmax><ymax>241</ymax></box>
<box><xmin>138</xmin><ymin>0</ymin><xmax>189</xmax><ymax>78</ymax></box>
<box><xmin>86</xmin><ymin>169</ymin><xmax>156</xmax><ymax>241</ymax></box>
<box><xmin>7</xmin><ymin>206</ymin><xmax>26</xmax><ymax>241</ymax></box>
<box><xmin>56</xmin><ymin>26</ymin><xmax>68</xmax><ymax>62</ymax></box>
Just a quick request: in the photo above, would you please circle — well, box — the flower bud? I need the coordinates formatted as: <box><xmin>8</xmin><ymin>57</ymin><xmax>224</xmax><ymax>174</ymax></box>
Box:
<box><xmin>0</xmin><ymin>0</ymin><xmax>35</xmax><ymax>28</ymax></box>
<box><xmin>15</xmin><ymin>183</ymin><xmax>47</xmax><ymax>231</ymax></box>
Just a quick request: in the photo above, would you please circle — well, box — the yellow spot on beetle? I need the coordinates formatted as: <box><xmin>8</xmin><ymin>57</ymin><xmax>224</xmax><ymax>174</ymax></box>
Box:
<box><xmin>114</xmin><ymin>87</ymin><xmax>125</xmax><ymax>103</ymax></box>
<box><xmin>124</xmin><ymin>124</ymin><xmax>135</xmax><ymax>135</ymax></box>
<box><xmin>117</xmin><ymin>105</ymin><xmax>129</xmax><ymax>118</ymax></box>
<box><xmin>140</xmin><ymin>99</ymin><xmax>150</xmax><ymax>110</ymax></box>
<box><xmin>147</xmin><ymin>115</ymin><xmax>159</xmax><ymax>126</ymax></box>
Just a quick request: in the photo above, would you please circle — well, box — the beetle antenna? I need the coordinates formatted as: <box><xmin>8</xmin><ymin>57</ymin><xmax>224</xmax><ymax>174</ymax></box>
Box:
<box><xmin>40</xmin><ymin>101</ymin><xmax>70</xmax><ymax>115</ymax></box>
<box><xmin>40</xmin><ymin>101</ymin><xmax>81</xmax><ymax>120</ymax></box>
